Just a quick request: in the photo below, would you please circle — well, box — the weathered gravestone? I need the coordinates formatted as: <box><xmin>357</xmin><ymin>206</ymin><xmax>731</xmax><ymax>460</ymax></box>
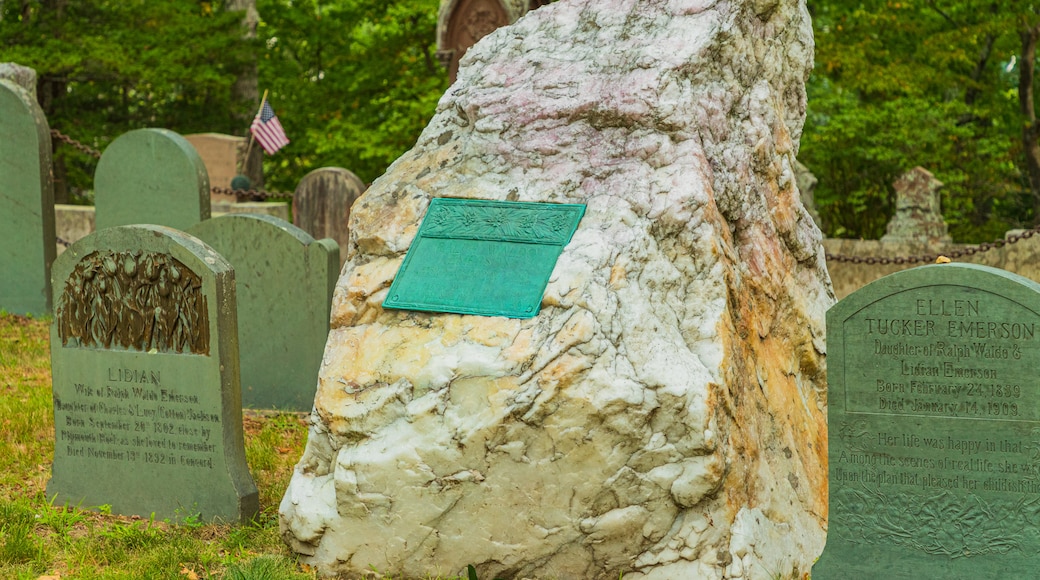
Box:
<box><xmin>292</xmin><ymin>167</ymin><xmax>366</xmax><ymax>268</ymax></box>
<box><xmin>0</xmin><ymin>79</ymin><xmax>56</xmax><ymax>316</ymax></box>
<box><xmin>184</xmin><ymin>133</ymin><xmax>246</xmax><ymax>202</ymax></box>
<box><xmin>814</xmin><ymin>263</ymin><xmax>1040</xmax><ymax>578</ymax></box>
<box><xmin>436</xmin><ymin>0</ymin><xmax>550</xmax><ymax>83</ymax></box>
<box><xmin>187</xmin><ymin>214</ymin><xmax>339</xmax><ymax>411</ymax></box>
<box><xmin>47</xmin><ymin>225</ymin><xmax>258</xmax><ymax>523</ymax></box>
<box><xmin>880</xmin><ymin>167</ymin><xmax>951</xmax><ymax>246</ymax></box>
<box><xmin>95</xmin><ymin>129</ymin><xmax>210</xmax><ymax>232</ymax></box>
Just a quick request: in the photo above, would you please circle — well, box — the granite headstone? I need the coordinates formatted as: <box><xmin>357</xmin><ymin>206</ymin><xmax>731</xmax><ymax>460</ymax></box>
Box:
<box><xmin>94</xmin><ymin>129</ymin><xmax>210</xmax><ymax>232</ymax></box>
<box><xmin>47</xmin><ymin>225</ymin><xmax>258</xmax><ymax>523</ymax></box>
<box><xmin>187</xmin><ymin>214</ymin><xmax>339</xmax><ymax>411</ymax></box>
<box><xmin>0</xmin><ymin>79</ymin><xmax>56</xmax><ymax>316</ymax></box>
<box><xmin>815</xmin><ymin>263</ymin><xmax>1040</xmax><ymax>577</ymax></box>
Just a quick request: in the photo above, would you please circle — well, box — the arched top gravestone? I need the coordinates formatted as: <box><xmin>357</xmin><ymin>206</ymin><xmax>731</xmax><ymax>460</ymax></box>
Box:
<box><xmin>815</xmin><ymin>263</ymin><xmax>1040</xmax><ymax>578</ymax></box>
<box><xmin>187</xmin><ymin>214</ymin><xmax>339</xmax><ymax>411</ymax></box>
<box><xmin>0</xmin><ymin>79</ymin><xmax>55</xmax><ymax>315</ymax></box>
<box><xmin>292</xmin><ymin>167</ymin><xmax>365</xmax><ymax>268</ymax></box>
<box><xmin>47</xmin><ymin>225</ymin><xmax>258</xmax><ymax>523</ymax></box>
<box><xmin>95</xmin><ymin>129</ymin><xmax>210</xmax><ymax>232</ymax></box>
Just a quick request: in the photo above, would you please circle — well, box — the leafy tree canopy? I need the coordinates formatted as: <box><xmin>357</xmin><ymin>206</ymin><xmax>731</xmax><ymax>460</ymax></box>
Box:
<box><xmin>802</xmin><ymin>0</ymin><xmax>1036</xmax><ymax>242</ymax></box>
<box><xmin>0</xmin><ymin>0</ymin><xmax>445</xmax><ymax>196</ymax></box>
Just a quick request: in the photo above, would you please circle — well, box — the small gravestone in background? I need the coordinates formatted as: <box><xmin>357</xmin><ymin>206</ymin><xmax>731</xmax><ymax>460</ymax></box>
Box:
<box><xmin>188</xmin><ymin>215</ymin><xmax>339</xmax><ymax>411</ymax></box>
<box><xmin>94</xmin><ymin>129</ymin><xmax>210</xmax><ymax>232</ymax></box>
<box><xmin>814</xmin><ymin>263</ymin><xmax>1040</xmax><ymax>578</ymax></box>
<box><xmin>48</xmin><ymin>225</ymin><xmax>258</xmax><ymax>523</ymax></box>
<box><xmin>0</xmin><ymin>78</ymin><xmax>55</xmax><ymax>316</ymax></box>
<box><xmin>183</xmin><ymin>133</ymin><xmax>245</xmax><ymax>202</ymax></box>
<box><xmin>880</xmin><ymin>166</ymin><xmax>951</xmax><ymax>245</ymax></box>
<box><xmin>292</xmin><ymin>167</ymin><xmax>365</xmax><ymax>268</ymax></box>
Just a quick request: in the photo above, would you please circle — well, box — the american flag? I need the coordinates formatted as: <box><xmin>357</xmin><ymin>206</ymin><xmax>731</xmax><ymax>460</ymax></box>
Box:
<box><xmin>250</xmin><ymin>100</ymin><xmax>289</xmax><ymax>155</ymax></box>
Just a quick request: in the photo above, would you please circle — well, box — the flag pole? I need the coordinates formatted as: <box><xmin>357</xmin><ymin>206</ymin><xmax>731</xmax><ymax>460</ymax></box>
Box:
<box><xmin>240</xmin><ymin>89</ymin><xmax>269</xmax><ymax>171</ymax></box>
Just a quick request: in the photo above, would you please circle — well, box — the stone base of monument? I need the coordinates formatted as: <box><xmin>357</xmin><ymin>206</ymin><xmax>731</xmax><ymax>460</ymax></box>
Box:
<box><xmin>279</xmin><ymin>0</ymin><xmax>830</xmax><ymax>578</ymax></box>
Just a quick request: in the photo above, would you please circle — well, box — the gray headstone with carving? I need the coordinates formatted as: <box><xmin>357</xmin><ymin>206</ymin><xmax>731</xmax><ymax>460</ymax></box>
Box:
<box><xmin>815</xmin><ymin>263</ymin><xmax>1040</xmax><ymax>578</ymax></box>
<box><xmin>94</xmin><ymin>129</ymin><xmax>210</xmax><ymax>232</ymax></box>
<box><xmin>0</xmin><ymin>79</ymin><xmax>56</xmax><ymax>316</ymax></box>
<box><xmin>187</xmin><ymin>214</ymin><xmax>339</xmax><ymax>411</ymax></box>
<box><xmin>47</xmin><ymin>225</ymin><xmax>258</xmax><ymax>524</ymax></box>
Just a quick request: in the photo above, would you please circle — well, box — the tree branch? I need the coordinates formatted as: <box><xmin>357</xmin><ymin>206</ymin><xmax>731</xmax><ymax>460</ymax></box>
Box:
<box><xmin>927</xmin><ymin>0</ymin><xmax>957</xmax><ymax>27</ymax></box>
<box><xmin>1019</xmin><ymin>23</ymin><xmax>1040</xmax><ymax>222</ymax></box>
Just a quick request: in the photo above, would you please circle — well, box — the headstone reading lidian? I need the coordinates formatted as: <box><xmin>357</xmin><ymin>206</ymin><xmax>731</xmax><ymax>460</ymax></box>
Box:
<box><xmin>47</xmin><ymin>225</ymin><xmax>258</xmax><ymax>523</ymax></box>
<box><xmin>187</xmin><ymin>215</ymin><xmax>339</xmax><ymax>411</ymax></box>
<box><xmin>292</xmin><ymin>167</ymin><xmax>366</xmax><ymax>268</ymax></box>
<box><xmin>814</xmin><ymin>263</ymin><xmax>1040</xmax><ymax>578</ymax></box>
<box><xmin>383</xmin><ymin>198</ymin><xmax>585</xmax><ymax>318</ymax></box>
<box><xmin>0</xmin><ymin>79</ymin><xmax>56</xmax><ymax>316</ymax></box>
<box><xmin>95</xmin><ymin>129</ymin><xmax>210</xmax><ymax>232</ymax></box>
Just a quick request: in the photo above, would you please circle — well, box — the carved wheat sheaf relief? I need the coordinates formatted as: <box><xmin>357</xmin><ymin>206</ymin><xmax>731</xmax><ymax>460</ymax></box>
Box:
<box><xmin>57</xmin><ymin>251</ymin><xmax>210</xmax><ymax>354</ymax></box>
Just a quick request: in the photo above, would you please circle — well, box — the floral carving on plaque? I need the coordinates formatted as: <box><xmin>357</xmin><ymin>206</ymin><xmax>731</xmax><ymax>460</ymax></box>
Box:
<box><xmin>422</xmin><ymin>201</ymin><xmax>582</xmax><ymax>244</ymax></box>
<box><xmin>832</xmin><ymin>485</ymin><xmax>1040</xmax><ymax>557</ymax></box>
<box><xmin>57</xmin><ymin>251</ymin><xmax>210</xmax><ymax>354</ymax></box>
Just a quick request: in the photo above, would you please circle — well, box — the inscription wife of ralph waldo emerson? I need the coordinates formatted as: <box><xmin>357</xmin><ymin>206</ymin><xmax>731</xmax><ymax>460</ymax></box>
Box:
<box><xmin>48</xmin><ymin>225</ymin><xmax>257</xmax><ymax>524</ymax></box>
<box><xmin>814</xmin><ymin>263</ymin><xmax>1040</xmax><ymax>579</ymax></box>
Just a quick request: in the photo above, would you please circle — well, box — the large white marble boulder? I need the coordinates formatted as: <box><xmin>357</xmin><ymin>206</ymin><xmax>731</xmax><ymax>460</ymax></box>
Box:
<box><xmin>279</xmin><ymin>0</ymin><xmax>832</xmax><ymax>578</ymax></box>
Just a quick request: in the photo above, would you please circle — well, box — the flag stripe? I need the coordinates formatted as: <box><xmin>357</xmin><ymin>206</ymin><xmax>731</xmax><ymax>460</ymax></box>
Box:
<box><xmin>250</xmin><ymin>100</ymin><xmax>289</xmax><ymax>155</ymax></box>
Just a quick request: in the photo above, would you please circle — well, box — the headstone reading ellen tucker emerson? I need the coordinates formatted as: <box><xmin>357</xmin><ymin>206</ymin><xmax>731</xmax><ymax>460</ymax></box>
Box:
<box><xmin>383</xmin><ymin>198</ymin><xmax>585</xmax><ymax>318</ymax></box>
<box><xmin>47</xmin><ymin>225</ymin><xmax>258</xmax><ymax>524</ymax></box>
<box><xmin>814</xmin><ymin>263</ymin><xmax>1040</xmax><ymax>578</ymax></box>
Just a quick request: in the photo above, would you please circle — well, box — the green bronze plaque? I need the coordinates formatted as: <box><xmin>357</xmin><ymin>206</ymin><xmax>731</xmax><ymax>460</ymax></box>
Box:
<box><xmin>814</xmin><ymin>264</ymin><xmax>1040</xmax><ymax>578</ymax></box>
<box><xmin>383</xmin><ymin>198</ymin><xmax>585</xmax><ymax>318</ymax></box>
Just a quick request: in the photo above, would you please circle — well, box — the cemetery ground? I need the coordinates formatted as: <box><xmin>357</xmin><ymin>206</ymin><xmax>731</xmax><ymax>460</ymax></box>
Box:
<box><xmin>0</xmin><ymin>312</ymin><xmax>470</xmax><ymax>580</ymax></box>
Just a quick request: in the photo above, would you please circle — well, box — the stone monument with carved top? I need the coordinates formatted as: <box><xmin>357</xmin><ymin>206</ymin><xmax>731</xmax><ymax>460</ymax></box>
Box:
<box><xmin>436</xmin><ymin>0</ymin><xmax>552</xmax><ymax>82</ymax></box>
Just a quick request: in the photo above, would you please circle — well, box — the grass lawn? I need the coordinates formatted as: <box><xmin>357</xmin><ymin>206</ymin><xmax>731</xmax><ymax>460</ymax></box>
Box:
<box><xmin>0</xmin><ymin>313</ymin><xmax>469</xmax><ymax>580</ymax></box>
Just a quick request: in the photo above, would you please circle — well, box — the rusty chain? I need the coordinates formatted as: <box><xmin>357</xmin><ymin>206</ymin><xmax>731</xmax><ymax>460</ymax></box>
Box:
<box><xmin>210</xmin><ymin>186</ymin><xmax>293</xmax><ymax>200</ymax></box>
<box><xmin>50</xmin><ymin>128</ymin><xmax>293</xmax><ymax>199</ymax></box>
<box><xmin>825</xmin><ymin>227</ymin><xmax>1040</xmax><ymax>265</ymax></box>
<box><xmin>47</xmin><ymin>128</ymin><xmax>1040</xmax><ymax>260</ymax></box>
<box><xmin>50</xmin><ymin>128</ymin><xmax>102</xmax><ymax>159</ymax></box>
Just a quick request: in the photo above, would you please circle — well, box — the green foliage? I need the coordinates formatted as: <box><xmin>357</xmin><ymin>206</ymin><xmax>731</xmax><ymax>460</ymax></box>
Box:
<box><xmin>256</xmin><ymin>0</ymin><xmax>446</xmax><ymax>188</ymax></box>
<box><xmin>0</xmin><ymin>0</ymin><xmax>446</xmax><ymax>195</ymax></box>
<box><xmin>0</xmin><ymin>0</ymin><xmax>254</xmax><ymax>198</ymax></box>
<box><xmin>803</xmin><ymin>0</ymin><xmax>1031</xmax><ymax>242</ymax></box>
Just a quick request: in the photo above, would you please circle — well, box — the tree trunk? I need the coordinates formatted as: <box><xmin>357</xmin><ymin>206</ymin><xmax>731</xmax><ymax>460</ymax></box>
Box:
<box><xmin>1021</xmin><ymin>24</ymin><xmax>1040</xmax><ymax>224</ymax></box>
<box><xmin>225</xmin><ymin>0</ymin><xmax>263</xmax><ymax>189</ymax></box>
<box><xmin>38</xmin><ymin>0</ymin><xmax>70</xmax><ymax>203</ymax></box>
